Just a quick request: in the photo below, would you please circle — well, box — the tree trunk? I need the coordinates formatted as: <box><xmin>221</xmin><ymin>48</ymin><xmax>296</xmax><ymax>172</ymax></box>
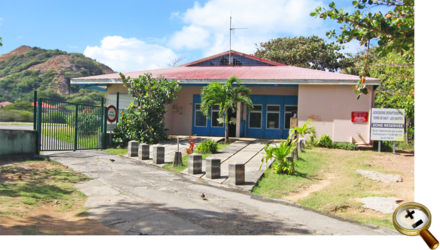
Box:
<box><xmin>225</xmin><ymin>110</ymin><xmax>229</xmax><ymax>144</ymax></box>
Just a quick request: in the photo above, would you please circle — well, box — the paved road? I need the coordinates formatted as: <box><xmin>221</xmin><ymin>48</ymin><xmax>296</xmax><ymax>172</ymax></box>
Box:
<box><xmin>43</xmin><ymin>150</ymin><xmax>399</xmax><ymax>235</ymax></box>
<box><xmin>0</xmin><ymin>125</ymin><xmax>33</xmax><ymax>130</ymax></box>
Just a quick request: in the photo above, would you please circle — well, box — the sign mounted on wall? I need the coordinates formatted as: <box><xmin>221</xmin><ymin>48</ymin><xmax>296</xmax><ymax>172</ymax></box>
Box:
<box><xmin>371</xmin><ymin>108</ymin><xmax>405</xmax><ymax>141</ymax></box>
<box><xmin>352</xmin><ymin>112</ymin><xmax>369</xmax><ymax>122</ymax></box>
<box><xmin>107</xmin><ymin>105</ymin><xmax>117</xmax><ymax>123</ymax></box>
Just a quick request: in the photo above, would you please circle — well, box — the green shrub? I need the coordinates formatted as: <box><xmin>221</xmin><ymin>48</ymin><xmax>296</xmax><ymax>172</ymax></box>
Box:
<box><xmin>0</xmin><ymin>110</ymin><xmax>33</xmax><ymax>122</ymax></box>
<box><xmin>67</xmin><ymin>108</ymin><xmax>102</xmax><ymax>136</ymax></box>
<box><xmin>318</xmin><ymin>134</ymin><xmax>333</xmax><ymax>148</ymax></box>
<box><xmin>306</xmin><ymin>135</ymin><xmax>320</xmax><ymax>148</ymax></box>
<box><xmin>42</xmin><ymin>111</ymin><xmax>67</xmax><ymax>124</ymax></box>
<box><xmin>333</xmin><ymin>142</ymin><xmax>358</xmax><ymax>150</ymax></box>
<box><xmin>196</xmin><ymin>139</ymin><xmax>218</xmax><ymax>154</ymax></box>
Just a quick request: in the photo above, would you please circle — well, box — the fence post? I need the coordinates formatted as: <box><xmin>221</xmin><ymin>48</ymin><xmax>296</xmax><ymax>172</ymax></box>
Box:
<box><xmin>33</xmin><ymin>91</ymin><xmax>37</xmax><ymax>130</ymax></box>
<box><xmin>101</xmin><ymin>98</ymin><xmax>106</xmax><ymax>149</ymax></box>
<box><xmin>74</xmin><ymin>104</ymin><xmax>78</xmax><ymax>151</ymax></box>
<box><xmin>116</xmin><ymin>92</ymin><xmax>119</xmax><ymax>124</ymax></box>
<box><xmin>103</xmin><ymin>105</ymin><xmax>107</xmax><ymax>149</ymax></box>
<box><xmin>36</xmin><ymin>98</ymin><xmax>42</xmax><ymax>155</ymax></box>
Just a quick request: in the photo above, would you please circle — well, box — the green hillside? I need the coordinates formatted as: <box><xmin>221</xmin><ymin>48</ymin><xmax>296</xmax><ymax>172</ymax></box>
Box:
<box><xmin>0</xmin><ymin>46</ymin><xmax>113</xmax><ymax>106</ymax></box>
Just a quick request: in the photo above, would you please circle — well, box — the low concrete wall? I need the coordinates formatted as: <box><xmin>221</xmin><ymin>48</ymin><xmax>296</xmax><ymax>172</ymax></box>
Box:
<box><xmin>0</xmin><ymin>129</ymin><xmax>37</xmax><ymax>156</ymax></box>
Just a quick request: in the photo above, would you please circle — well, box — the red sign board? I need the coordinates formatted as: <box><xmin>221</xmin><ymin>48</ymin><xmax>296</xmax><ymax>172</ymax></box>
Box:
<box><xmin>352</xmin><ymin>112</ymin><xmax>368</xmax><ymax>122</ymax></box>
<box><xmin>107</xmin><ymin>105</ymin><xmax>118</xmax><ymax>123</ymax></box>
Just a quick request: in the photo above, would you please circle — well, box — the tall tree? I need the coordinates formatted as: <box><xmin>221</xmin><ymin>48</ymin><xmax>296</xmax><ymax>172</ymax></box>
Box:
<box><xmin>254</xmin><ymin>36</ymin><xmax>354</xmax><ymax>72</ymax></box>
<box><xmin>200</xmin><ymin>76</ymin><xmax>253</xmax><ymax>144</ymax></box>
<box><xmin>311</xmin><ymin>0</ymin><xmax>414</xmax><ymax>98</ymax></box>
<box><xmin>0</xmin><ymin>37</ymin><xmax>2</xmax><ymax>47</ymax></box>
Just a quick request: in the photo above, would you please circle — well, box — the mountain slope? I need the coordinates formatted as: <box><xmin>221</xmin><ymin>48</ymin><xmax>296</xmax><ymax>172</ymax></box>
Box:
<box><xmin>0</xmin><ymin>46</ymin><xmax>115</xmax><ymax>104</ymax></box>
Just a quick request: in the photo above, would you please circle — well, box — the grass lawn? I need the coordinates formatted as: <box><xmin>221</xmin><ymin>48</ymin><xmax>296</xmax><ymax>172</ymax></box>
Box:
<box><xmin>0</xmin><ymin>122</ymin><xmax>34</xmax><ymax>126</ymax></box>
<box><xmin>101</xmin><ymin>148</ymin><xmax>128</xmax><ymax>157</ymax></box>
<box><xmin>0</xmin><ymin>157</ymin><xmax>119</xmax><ymax>236</ymax></box>
<box><xmin>0</xmin><ymin>157</ymin><xmax>119</xmax><ymax>235</ymax></box>
<box><xmin>41</xmin><ymin>127</ymin><xmax>101</xmax><ymax>149</ymax></box>
<box><xmin>252</xmin><ymin>147</ymin><xmax>413</xmax><ymax>230</ymax></box>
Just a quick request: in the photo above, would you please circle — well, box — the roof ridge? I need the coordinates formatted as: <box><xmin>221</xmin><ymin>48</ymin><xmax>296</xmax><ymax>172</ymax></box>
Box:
<box><xmin>179</xmin><ymin>50</ymin><xmax>286</xmax><ymax>67</ymax></box>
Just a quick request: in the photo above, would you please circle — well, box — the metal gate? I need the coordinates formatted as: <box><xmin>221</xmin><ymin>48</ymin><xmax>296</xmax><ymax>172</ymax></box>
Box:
<box><xmin>35</xmin><ymin>97</ymin><xmax>107</xmax><ymax>152</ymax></box>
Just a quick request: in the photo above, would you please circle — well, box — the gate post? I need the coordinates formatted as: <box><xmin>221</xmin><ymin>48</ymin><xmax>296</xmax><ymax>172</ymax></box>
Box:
<box><xmin>101</xmin><ymin>97</ymin><xmax>107</xmax><ymax>149</ymax></box>
<box><xmin>33</xmin><ymin>91</ymin><xmax>37</xmax><ymax>130</ymax></box>
<box><xmin>74</xmin><ymin>104</ymin><xmax>78</xmax><ymax>151</ymax></box>
<box><xmin>36</xmin><ymin>98</ymin><xmax>42</xmax><ymax>155</ymax></box>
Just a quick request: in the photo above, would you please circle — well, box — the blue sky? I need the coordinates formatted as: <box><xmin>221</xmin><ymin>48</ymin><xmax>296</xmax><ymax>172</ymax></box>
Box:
<box><xmin>0</xmin><ymin>0</ymin><xmax>391</xmax><ymax>72</ymax></box>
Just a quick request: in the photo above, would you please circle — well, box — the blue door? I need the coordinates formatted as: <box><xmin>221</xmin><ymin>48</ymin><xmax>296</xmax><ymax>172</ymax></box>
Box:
<box><xmin>192</xmin><ymin>95</ymin><xmax>225</xmax><ymax>136</ymax></box>
<box><xmin>246</xmin><ymin>95</ymin><xmax>298</xmax><ymax>139</ymax></box>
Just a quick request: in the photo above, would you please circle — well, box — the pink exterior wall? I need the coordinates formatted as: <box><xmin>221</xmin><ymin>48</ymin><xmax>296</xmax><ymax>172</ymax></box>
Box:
<box><xmin>104</xmin><ymin>84</ymin><xmax>373</xmax><ymax>142</ymax></box>
<box><xmin>167</xmin><ymin>86</ymin><xmax>203</xmax><ymax>135</ymax></box>
<box><xmin>298</xmin><ymin>85</ymin><xmax>373</xmax><ymax>143</ymax></box>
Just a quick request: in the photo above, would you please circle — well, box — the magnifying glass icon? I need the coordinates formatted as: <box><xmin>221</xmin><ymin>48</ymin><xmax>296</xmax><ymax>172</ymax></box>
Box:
<box><xmin>393</xmin><ymin>202</ymin><xmax>439</xmax><ymax>249</ymax></box>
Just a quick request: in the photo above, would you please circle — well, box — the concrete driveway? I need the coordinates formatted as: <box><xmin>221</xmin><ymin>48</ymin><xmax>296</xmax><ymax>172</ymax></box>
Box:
<box><xmin>43</xmin><ymin>150</ymin><xmax>400</xmax><ymax>235</ymax></box>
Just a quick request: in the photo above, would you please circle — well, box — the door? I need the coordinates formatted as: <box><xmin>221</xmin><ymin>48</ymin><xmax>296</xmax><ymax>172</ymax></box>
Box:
<box><xmin>246</xmin><ymin>95</ymin><xmax>298</xmax><ymax>139</ymax></box>
<box><xmin>192</xmin><ymin>95</ymin><xmax>225</xmax><ymax>136</ymax></box>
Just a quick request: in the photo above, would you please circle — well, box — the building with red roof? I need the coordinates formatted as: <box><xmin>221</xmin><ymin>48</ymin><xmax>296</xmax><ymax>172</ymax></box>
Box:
<box><xmin>71</xmin><ymin>50</ymin><xmax>379</xmax><ymax>144</ymax></box>
<box><xmin>0</xmin><ymin>101</ymin><xmax>13</xmax><ymax>107</ymax></box>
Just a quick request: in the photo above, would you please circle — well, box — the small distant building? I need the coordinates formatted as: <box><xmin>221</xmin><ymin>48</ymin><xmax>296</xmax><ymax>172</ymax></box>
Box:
<box><xmin>31</xmin><ymin>101</ymin><xmax>57</xmax><ymax>112</ymax></box>
<box><xmin>71</xmin><ymin>50</ymin><xmax>380</xmax><ymax>145</ymax></box>
<box><xmin>0</xmin><ymin>101</ymin><xmax>13</xmax><ymax>107</ymax></box>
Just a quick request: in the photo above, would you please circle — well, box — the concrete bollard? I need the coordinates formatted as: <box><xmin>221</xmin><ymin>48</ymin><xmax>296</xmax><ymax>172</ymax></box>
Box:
<box><xmin>188</xmin><ymin>154</ymin><xmax>202</xmax><ymax>174</ymax></box>
<box><xmin>173</xmin><ymin>151</ymin><xmax>183</xmax><ymax>167</ymax></box>
<box><xmin>205</xmin><ymin>158</ymin><xmax>221</xmax><ymax>179</ymax></box>
<box><xmin>138</xmin><ymin>143</ymin><xmax>150</xmax><ymax>160</ymax></box>
<box><xmin>128</xmin><ymin>140</ymin><xmax>139</xmax><ymax>157</ymax></box>
<box><xmin>297</xmin><ymin>140</ymin><xmax>302</xmax><ymax>153</ymax></box>
<box><xmin>229</xmin><ymin>163</ymin><xmax>245</xmax><ymax>185</ymax></box>
<box><xmin>152</xmin><ymin>146</ymin><xmax>165</xmax><ymax>164</ymax></box>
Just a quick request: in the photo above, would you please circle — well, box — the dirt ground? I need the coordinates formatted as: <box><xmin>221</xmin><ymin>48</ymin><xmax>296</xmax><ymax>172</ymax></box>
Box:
<box><xmin>282</xmin><ymin>148</ymin><xmax>414</xmax><ymax>228</ymax></box>
<box><xmin>0</xmin><ymin>158</ymin><xmax>119</xmax><ymax>235</ymax></box>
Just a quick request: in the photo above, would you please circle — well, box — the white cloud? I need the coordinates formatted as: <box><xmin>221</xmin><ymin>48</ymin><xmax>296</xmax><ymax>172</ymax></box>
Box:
<box><xmin>84</xmin><ymin>36</ymin><xmax>177</xmax><ymax>72</ymax></box>
<box><xmin>168</xmin><ymin>0</ymin><xmax>326</xmax><ymax>56</ymax></box>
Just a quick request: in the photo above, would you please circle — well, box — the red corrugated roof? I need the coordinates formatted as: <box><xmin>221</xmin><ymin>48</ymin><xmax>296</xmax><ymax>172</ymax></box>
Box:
<box><xmin>74</xmin><ymin>65</ymin><xmax>379</xmax><ymax>81</ymax></box>
<box><xmin>31</xmin><ymin>101</ymin><xmax>56</xmax><ymax>108</ymax></box>
<box><xmin>71</xmin><ymin>50</ymin><xmax>380</xmax><ymax>83</ymax></box>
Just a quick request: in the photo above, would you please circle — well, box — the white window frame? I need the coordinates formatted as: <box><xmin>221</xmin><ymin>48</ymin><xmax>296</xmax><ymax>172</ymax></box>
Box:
<box><xmin>284</xmin><ymin>105</ymin><xmax>298</xmax><ymax>130</ymax></box>
<box><xmin>194</xmin><ymin>103</ymin><xmax>208</xmax><ymax>127</ymax></box>
<box><xmin>266</xmin><ymin>105</ymin><xmax>280</xmax><ymax>130</ymax></box>
<box><xmin>211</xmin><ymin>105</ymin><xmax>223</xmax><ymax>128</ymax></box>
<box><xmin>248</xmin><ymin>104</ymin><xmax>263</xmax><ymax>129</ymax></box>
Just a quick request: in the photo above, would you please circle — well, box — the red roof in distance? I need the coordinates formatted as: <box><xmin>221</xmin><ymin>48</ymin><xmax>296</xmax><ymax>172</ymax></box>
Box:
<box><xmin>0</xmin><ymin>101</ymin><xmax>13</xmax><ymax>107</ymax></box>
<box><xmin>31</xmin><ymin>101</ymin><xmax>56</xmax><ymax>108</ymax></box>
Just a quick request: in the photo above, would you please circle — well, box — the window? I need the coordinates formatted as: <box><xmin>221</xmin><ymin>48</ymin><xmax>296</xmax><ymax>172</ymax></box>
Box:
<box><xmin>284</xmin><ymin>105</ymin><xmax>298</xmax><ymax>129</ymax></box>
<box><xmin>195</xmin><ymin>104</ymin><xmax>207</xmax><ymax>127</ymax></box>
<box><xmin>266</xmin><ymin>105</ymin><xmax>280</xmax><ymax>129</ymax></box>
<box><xmin>211</xmin><ymin>105</ymin><xmax>222</xmax><ymax>127</ymax></box>
<box><xmin>249</xmin><ymin>105</ymin><xmax>262</xmax><ymax>128</ymax></box>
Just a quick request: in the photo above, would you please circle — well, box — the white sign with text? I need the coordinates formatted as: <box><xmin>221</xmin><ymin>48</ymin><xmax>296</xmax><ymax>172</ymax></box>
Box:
<box><xmin>371</xmin><ymin>108</ymin><xmax>405</xmax><ymax>141</ymax></box>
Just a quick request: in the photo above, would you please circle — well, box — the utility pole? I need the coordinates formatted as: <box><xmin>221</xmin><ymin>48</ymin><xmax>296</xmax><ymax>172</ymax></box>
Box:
<box><xmin>229</xmin><ymin>15</ymin><xmax>247</xmax><ymax>65</ymax></box>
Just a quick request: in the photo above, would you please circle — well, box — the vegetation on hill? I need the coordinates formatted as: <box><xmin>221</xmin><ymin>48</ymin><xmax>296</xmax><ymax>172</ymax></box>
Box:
<box><xmin>0</xmin><ymin>46</ymin><xmax>113</xmax><ymax>105</ymax></box>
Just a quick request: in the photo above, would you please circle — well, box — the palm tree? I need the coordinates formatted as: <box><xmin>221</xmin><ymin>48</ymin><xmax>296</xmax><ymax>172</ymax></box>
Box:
<box><xmin>288</xmin><ymin>119</ymin><xmax>316</xmax><ymax>150</ymax></box>
<box><xmin>200</xmin><ymin>76</ymin><xmax>253</xmax><ymax>144</ymax></box>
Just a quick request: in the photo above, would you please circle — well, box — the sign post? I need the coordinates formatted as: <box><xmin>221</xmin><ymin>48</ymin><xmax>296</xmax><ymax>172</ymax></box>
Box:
<box><xmin>371</xmin><ymin>108</ymin><xmax>405</xmax><ymax>152</ymax></box>
<box><xmin>107</xmin><ymin>105</ymin><xmax>118</xmax><ymax>123</ymax></box>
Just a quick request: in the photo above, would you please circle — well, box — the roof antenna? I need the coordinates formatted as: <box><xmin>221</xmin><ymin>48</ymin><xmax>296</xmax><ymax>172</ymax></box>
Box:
<box><xmin>229</xmin><ymin>13</ymin><xmax>247</xmax><ymax>65</ymax></box>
